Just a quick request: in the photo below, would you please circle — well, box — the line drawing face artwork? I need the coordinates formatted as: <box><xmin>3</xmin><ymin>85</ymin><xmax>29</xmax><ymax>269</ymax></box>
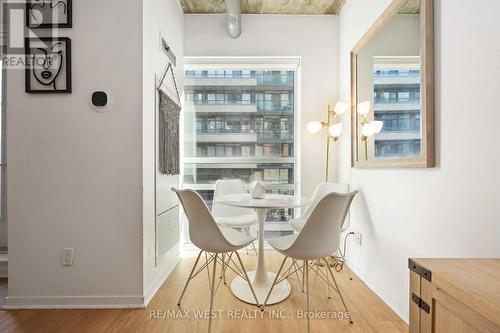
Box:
<box><xmin>30</xmin><ymin>0</ymin><xmax>67</xmax><ymax>18</ymax></box>
<box><xmin>25</xmin><ymin>37</ymin><xmax>72</xmax><ymax>93</ymax></box>
<box><xmin>27</xmin><ymin>0</ymin><xmax>72</xmax><ymax>28</ymax></box>
<box><xmin>32</xmin><ymin>41</ymin><xmax>64</xmax><ymax>90</ymax></box>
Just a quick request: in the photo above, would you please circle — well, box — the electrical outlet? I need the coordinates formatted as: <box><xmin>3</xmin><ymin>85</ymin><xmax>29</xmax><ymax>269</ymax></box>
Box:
<box><xmin>353</xmin><ymin>232</ymin><xmax>362</xmax><ymax>246</ymax></box>
<box><xmin>62</xmin><ymin>248</ymin><xmax>74</xmax><ymax>266</ymax></box>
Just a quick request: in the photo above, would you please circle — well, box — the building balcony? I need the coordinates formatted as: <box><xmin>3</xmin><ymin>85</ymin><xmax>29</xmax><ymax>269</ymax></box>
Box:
<box><xmin>193</xmin><ymin>103</ymin><xmax>258</xmax><ymax>113</ymax></box>
<box><xmin>375</xmin><ymin>131</ymin><xmax>421</xmax><ymax>141</ymax></box>
<box><xmin>373</xmin><ymin>75</ymin><xmax>421</xmax><ymax>85</ymax></box>
<box><xmin>185</xmin><ymin>73</ymin><xmax>293</xmax><ymax>87</ymax></box>
<box><xmin>185</xmin><ymin>76</ymin><xmax>258</xmax><ymax>87</ymax></box>
<box><xmin>196</xmin><ymin>132</ymin><xmax>258</xmax><ymax>143</ymax></box>
<box><xmin>257</xmin><ymin>131</ymin><xmax>293</xmax><ymax>142</ymax></box>
<box><xmin>374</xmin><ymin>100</ymin><xmax>420</xmax><ymax>111</ymax></box>
<box><xmin>189</xmin><ymin>101</ymin><xmax>293</xmax><ymax>114</ymax></box>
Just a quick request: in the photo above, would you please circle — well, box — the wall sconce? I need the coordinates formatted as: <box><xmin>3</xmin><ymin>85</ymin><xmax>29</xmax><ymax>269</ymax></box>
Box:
<box><xmin>358</xmin><ymin>101</ymin><xmax>383</xmax><ymax>160</ymax></box>
<box><xmin>307</xmin><ymin>101</ymin><xmax>347</xmax><ymax>181</ymax></box>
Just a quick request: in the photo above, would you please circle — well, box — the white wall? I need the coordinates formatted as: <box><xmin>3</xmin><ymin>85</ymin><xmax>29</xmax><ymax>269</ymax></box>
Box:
<box><xmin>184</xmin><ymin>14</ymin><xmax>339</xmax><ymax>197</ymax></box>
<box><xmin>338</xmin><ymin>0</ymin><xmax>500</xmax><ymax>322</ymax></box>
<box><xmin>6</xmin><ymin>0</ymin><xmax>144</xmax><ymax>307</ymax></box>
<box><xmin>142</xmin><ymin>0</ymin><xmax>183</xmax><ymax>302</ymax></box>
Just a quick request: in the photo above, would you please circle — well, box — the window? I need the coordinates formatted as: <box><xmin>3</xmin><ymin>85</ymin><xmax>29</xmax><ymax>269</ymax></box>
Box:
<box><xmin>183</xmin><ymin>59</ymin><xmax>299</xmax><ymax>242</ymax></box>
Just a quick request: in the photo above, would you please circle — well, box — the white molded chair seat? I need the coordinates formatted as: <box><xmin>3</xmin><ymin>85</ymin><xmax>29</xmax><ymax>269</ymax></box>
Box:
<box><xmin>219</xmin><ymin>226</ymin><xmax>255</xmax><ymax>247</ymax></box>
<box><xmin>267</xmin><ymin>233</ymin><xmax>298</xmax><ymax>253</ymax></box>
<box><xmin>288</xmin><ymin>217</ymin><xmax>306</xmax><ymax>232</ymax></box>
<box><xmin>215</xmin><ymin>214</ymin><xmax>258</xmax><ymax>228</ymax></box>
<box><xmin>289</xmin><ymin>182</ymin><xmax>349</xmax><ymax>232</ymax></box>
<box><xmin>212</xmin><ymin>179</ymin><xmax>258</xmax><ymax>229</ymax></box>
<box><xmin>212</xmin><ymin>179</ymin><xmax>258</xmax><ymax>255</ymax></box>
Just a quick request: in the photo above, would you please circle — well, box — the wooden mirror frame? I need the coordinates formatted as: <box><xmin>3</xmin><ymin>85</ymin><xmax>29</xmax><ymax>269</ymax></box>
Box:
<box><xmin>351</xmin><ymin>0</ymin><xmax>435</xmax><ymax>168</ymax></box>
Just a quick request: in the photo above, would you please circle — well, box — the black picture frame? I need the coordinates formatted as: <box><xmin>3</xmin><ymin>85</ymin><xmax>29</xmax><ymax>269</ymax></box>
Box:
<box><xmin>25</xmin><ymin>37</ymin><xmax>72</xmax><ymax>94</ymax></box>
<box><xmin>26</xmin><ymin>0</ymin><xmax>73</xmax><ymax>29</ymax></box>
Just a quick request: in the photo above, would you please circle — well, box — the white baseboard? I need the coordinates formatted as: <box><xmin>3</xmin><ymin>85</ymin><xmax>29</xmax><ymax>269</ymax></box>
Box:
<box><xmin>4</xmin><ymin>295</ymin><xmax>145</xmax><ymax>309</ymax></box>
<box><xmin>143</xmin><ymin>248</ymin><xmax>181</xmax><ymax>307</ymax></box>
<box><xmin>347</xmin><ymin>261</ymin><xmax>409</xmax><ymax>324</ymax></box>
<box><xmin>3</xmin><ymin>249</ymin><xmax>181</xmax><ymax>310</ymax></box>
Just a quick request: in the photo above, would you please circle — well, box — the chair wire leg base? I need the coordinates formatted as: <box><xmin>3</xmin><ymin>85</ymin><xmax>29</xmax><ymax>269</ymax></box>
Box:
<box><xmin>323</xmin><ymin>258</ymin><xmax>354</xmax><ymax>324</ymax></box>
<box><xmin>208</xmin><ymin>253</ymin><xmax>218</xmax><ymax>333</ymax></box>
<box><xmin>251</xmin><ymin>241</ymin><xmax>258</xmax><ymax>255</ymax></box>
<box><xmin>261</xmin><ymin>256</ymin><xmax>288</xmax><ymax>311</ymax></box>
<box><xmin>292</xmin><ymin>259</ymin><xmax>302</xmax><ymax>286</ymax></box>
<box><xmin>234</xmin><ymin>251</ymin><xmax>260</xmax><ymax>307</ymax></box>
<box><xmin>177</xmin><ymin>250</ymin><xmax>203</xmax><ymax>306</ymax></box>
<box><xmin>301</xmin><ymin>260</ymin><xmax>306</xmax><ymax>292</ymax></box>
<box><xmin>306</xmin><ymin>260</ymin><xmax>311</xmax><ymax>333</ymax></box>
<box><xmin>326</xmin><ymin>264</ymin><xmax>331</xmax><ymax>299</ymax></box>
<box><xmin>219</xmin><ymin>253</ymin><xmax>225</xmax><ymax>281</ymax></box>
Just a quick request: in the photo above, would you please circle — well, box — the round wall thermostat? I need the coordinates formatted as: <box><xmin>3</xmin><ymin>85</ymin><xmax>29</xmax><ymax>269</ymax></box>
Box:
<box><xmin>92</xmin><ymin>91</ymin><xmax>108</xmax><ymax>106</ymax></box>
<box><xmin>90</xmin><ymin>90</ymin><xmax>114</xmax><ymax>112</ymax></box>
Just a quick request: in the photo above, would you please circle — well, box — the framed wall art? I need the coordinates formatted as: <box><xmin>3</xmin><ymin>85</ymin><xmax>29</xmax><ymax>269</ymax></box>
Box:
<box><xmin>25</xmin><ymin>37</ymin><xmax>72</xmax><ymax>93</ymax></box>
<box><xmin>26</xmin><ymin>0</ymin><xmax>73</xmax><ymax>29</ymax></box>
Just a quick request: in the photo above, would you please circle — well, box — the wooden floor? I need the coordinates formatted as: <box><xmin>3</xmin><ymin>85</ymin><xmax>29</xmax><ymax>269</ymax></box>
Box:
<box><xmin>0</xmin><ymin>252</ymin><xmax>408</xmax><ymax>333</ymax></box>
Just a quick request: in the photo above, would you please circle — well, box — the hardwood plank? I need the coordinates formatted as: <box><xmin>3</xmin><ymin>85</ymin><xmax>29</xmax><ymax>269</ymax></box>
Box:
<box><xmin>0</xmin><ymin>252</ymin><xmax>408</xmax><ymax>332</ymax></box>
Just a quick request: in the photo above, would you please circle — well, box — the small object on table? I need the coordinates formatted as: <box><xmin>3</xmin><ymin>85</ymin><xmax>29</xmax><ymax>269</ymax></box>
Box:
<box><xmin>250</xmin><ymin>181</ymin><xmax>266</xmax><ymax>199</ymax></box>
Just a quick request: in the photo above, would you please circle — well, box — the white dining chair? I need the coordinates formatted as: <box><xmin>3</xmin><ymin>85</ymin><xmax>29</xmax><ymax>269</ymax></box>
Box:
<box><xmin>172</xmin><ymin>188</ymin><xmax>260</xmax><ymax>333</ymax></box>
<box><xmin>212</xmin><ymin>179</ymin><xmax>258</xmax><ymax>255</ymax></box>
<box><xmin>289</xmin><ymin>182</ymin><xmax>349</xmax><ymax>232</ymax></box>
<box><xmin>262</xmin><ymin>191</ymin><xmax>358</xmax><ymax>333</ymax></box>
<box><xmin>289</xmin><ymin>182</ymin><xmax>354</xmax><ymax>284</ymax></box>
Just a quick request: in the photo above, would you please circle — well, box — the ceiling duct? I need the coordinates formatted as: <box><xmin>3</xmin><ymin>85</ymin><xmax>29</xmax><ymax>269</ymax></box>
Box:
<box><xmin>226</xmin><ymin>0</ymin><xmax>241</xmax><ymax>38</ymax></box>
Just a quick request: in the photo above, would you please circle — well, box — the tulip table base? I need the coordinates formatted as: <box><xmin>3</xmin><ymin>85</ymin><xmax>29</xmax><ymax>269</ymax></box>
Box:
<box><xmin>230</xmin><ymin>207</ymin><xmax>292</xmax><ymax>305</ymax></box>
<box><xmin>215</xmin><ymin>196</ymin><xmax>310</xmax><ymax>306</ymax></box>
<box><xmin>230</xmin><ymin>271</ymin><xmax>291</xmax><ymax>305</ymax></box>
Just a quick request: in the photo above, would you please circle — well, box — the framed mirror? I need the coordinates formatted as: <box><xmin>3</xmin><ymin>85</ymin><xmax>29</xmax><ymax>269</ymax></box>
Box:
<box><xmin>351</xmin><ymin>0</ymin><xmax>434</xmax><ymax>168</ymax></box>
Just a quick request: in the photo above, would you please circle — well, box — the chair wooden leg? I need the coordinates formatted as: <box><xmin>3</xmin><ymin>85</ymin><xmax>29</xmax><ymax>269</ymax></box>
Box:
<box><xmin>305</xmin><ymin>260</ymin><xmax>310</xmax><ymax>333</ymax></box>
<box><xmin>235</xmin><ymin>251</ymin><xmax>260</xmax><ymax>307</ymax></box>
<box><xmin>178</xmin><ymin>250</ymin><xmax>203</xmax><ymax>306</ymax></box>
<box><xmin>323</xmin><ymin>258</ymin><xmax>353</xmax><ymax>324</ymax></box>
<box><xmin>208</xmin><ymin>253</ymin><xmax>218</xmax><ymax>333</ymax></box>
<box><xmin>261</xmin><ymin>256</ymin><xmax>287</xmax><ymax>311</ymax></box>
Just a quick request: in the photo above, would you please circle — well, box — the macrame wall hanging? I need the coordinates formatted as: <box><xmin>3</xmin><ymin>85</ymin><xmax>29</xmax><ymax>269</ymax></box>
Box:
<box><xmin>157</xmin><ymin>63</ymin><xmax>181</xmax><ymax>176</ymax></box>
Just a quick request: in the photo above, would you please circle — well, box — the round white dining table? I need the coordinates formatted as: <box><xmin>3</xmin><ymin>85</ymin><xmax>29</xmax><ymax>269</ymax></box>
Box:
<box><xmin>215</xmin><ymin>193</ymin><xmax>310</xmax><ymax>305</ymax></box>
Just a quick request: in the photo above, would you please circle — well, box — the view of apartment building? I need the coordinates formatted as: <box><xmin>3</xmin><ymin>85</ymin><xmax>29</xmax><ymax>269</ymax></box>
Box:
<box><xmin>373</xmin><ymin>57</ymin><xmax>421</xmax><ymax>158</ymax></box>
<box><xmin>183</xmin><ymin>68</ymin><xmax>298</xmax><ymax>238</ymax></box>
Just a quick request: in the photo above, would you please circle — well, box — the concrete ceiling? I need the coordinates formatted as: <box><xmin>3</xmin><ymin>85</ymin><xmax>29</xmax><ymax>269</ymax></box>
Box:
<box><xmin>180</xmin><ymin>0</ymin><xmax>348</xmax><ymax>15</ymax></box>
<box><xmin>398</xmin><ymin>0</ymin><xmax>420</xmax><ymax>14</ymax></box>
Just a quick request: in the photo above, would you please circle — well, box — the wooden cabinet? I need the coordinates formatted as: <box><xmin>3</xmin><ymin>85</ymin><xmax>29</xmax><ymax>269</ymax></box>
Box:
<box><xmin>409</xmin><ymin>259</ymin><xmax>500</xmax><ymax>333</ymax></box>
